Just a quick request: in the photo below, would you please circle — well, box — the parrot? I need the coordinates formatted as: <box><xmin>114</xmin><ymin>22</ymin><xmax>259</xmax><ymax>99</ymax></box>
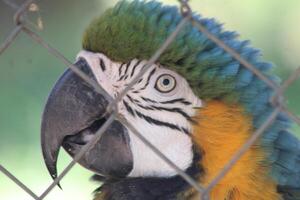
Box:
<box><xmin>41</xmin><ymin>0</ymin><xmax>300</xmax><ymax>199</ymax></box>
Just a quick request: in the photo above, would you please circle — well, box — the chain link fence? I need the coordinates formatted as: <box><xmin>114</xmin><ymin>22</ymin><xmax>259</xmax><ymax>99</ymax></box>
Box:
<box><xmin>1</xmin><ymin>0</ymin><xmax>300</xmax><ymax>199</ymax></box>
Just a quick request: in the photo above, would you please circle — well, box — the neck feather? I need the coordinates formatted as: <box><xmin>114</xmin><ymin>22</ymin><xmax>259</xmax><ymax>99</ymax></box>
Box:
<box><xmin>93</xmin><ymin>150</ymin><xmax>202</xmax><ymax>200</ymax></box>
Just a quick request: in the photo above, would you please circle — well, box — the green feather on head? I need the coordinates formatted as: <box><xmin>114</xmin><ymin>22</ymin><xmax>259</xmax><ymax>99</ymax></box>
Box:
<box><xmin>82</xmin><ymin>0</ymin><xmax>243</xmax><ymax>103</ymax></box>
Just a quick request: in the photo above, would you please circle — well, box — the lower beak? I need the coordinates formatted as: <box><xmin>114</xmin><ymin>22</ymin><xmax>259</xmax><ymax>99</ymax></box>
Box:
<box><xmin>41</xmin><ymin>58</ymin><xmax>133</xmax><ymax>182</ymax></box>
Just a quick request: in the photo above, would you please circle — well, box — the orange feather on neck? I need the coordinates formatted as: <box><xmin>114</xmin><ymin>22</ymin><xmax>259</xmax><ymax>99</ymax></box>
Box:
<box><xmin>191</xmin><ymin>101</ymin><xmax>281</xmax><ymax>200</ymax></box>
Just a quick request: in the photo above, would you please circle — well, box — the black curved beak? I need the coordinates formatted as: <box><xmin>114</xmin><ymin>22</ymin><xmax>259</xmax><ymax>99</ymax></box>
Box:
<box><xmin>41</xmin><ymin>58</ymin><xmax>133</xmax><ymax>185</ymax></box>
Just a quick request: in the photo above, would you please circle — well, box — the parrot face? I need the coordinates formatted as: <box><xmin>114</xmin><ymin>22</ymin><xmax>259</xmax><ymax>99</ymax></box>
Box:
<box><xmin>79</xmin><ymin>50</ymin><xmax>203</xmax><ymax>177</ymax></box>
<box><xmin>41</xmin><ymin>50</ymin><xmax>202</xmax><ymax>180</ymax></box>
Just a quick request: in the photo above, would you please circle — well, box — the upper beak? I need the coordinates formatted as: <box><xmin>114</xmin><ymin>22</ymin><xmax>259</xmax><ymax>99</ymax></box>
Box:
<box><xmin>41</xmin><ymin>58</ymin><xmax>133</xmax><ymax>183</ymax></box>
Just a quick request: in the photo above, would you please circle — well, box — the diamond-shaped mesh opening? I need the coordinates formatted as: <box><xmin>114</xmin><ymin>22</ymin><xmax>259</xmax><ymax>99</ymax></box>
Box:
<box><xmin>1</xmin><ymin>0</ymin><xmax>300</xmax><ymax>199</ymax></box>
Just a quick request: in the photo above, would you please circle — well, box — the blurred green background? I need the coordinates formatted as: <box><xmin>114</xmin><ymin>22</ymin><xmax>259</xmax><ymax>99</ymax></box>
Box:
<box><xmin>0</xmin><ymin>0</ymin><xmax>299</xmax><ymax>199</ymax></box>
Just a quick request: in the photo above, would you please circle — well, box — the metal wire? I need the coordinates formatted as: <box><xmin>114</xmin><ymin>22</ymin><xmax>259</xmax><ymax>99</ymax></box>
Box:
<box><xmin>1</xmin><ymin>0</ymin><xmax>299</xmax><ymax>200</ymax></box>
<box><xmin>0</xmin><ymin>165</ymin><xmax>39</xmax><ymax>200</ymax></box>
<box><xmin>117</xmin><ymin>115</ymin><xmax>205</xmax><ymax>193</ymax></box>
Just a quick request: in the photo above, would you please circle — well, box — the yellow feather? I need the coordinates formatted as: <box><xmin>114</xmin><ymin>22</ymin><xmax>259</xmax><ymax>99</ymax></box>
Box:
<box><xmin>191</xmin><ymin>101</ymin><xmax>281</xmax><ymax>200</ymax></box>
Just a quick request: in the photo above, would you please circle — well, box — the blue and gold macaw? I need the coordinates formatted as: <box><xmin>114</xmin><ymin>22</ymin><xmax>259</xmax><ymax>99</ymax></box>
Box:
<box><xmin>41</xmin><ymin>1</ymin><xmax>300</xmax><ymax>199</ymax></box>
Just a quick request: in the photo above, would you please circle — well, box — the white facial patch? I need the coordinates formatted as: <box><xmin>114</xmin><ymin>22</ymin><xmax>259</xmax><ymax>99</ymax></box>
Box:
<box><xmin>77</xmin><ymin>50</ymin><xmax>202</xmax><ymax>177</ymax></box>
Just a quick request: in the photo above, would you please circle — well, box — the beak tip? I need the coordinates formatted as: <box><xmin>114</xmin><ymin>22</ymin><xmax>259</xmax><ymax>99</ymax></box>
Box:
<box><xmin>45</xmin><ymin>161</ymin><xmax>63</xmax><ymax>189</ymax></box>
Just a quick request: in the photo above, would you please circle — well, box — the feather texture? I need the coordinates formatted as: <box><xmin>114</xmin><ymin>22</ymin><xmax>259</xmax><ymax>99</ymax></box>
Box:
<box><xmin>82</xmin><ymin>0</ymin><xmax>300</xmax><ymax>195</ymax></box>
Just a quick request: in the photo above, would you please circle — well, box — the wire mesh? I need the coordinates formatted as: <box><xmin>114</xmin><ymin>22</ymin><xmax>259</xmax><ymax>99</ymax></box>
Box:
<box><xmin>1</xmin><ymin>0</ymin><xmax>300</xmax><ymax>200</ymax></box>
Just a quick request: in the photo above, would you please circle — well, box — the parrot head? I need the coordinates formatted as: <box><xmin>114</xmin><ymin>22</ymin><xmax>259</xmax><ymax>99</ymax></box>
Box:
<box><xmin>41</xmin><ymin>0</ymin><xmax>208</xmax><ymax>181</ymax></box>
<box><xmin>41</xmin><ymin>0</ymin><xmax>292</xmax><ymax>199</ymax></box>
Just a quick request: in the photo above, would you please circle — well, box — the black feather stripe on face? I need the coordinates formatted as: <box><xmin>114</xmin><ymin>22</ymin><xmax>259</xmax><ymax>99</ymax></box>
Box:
<box><xmin>134</xmin><ymin>109</ymin><xmax>190</xmax><ymax>134</ymax></box>
<box><xmin>130</xmin><ymin>60</ymin><xmax>142</xmax><ymax>78</ymax></box>
<box><xmin>99</xmin><ymin>58</ymin><xmax>106</xmax><ymax>71</ymax></box>
<box><xmin>124</xmin><ymin>91</ymin><xmax>193</xmax><ymax>135</ymax></box>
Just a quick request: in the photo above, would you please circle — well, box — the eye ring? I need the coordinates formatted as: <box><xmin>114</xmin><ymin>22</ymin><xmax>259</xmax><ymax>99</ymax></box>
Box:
<box><xmin>155</xmin><ymin>74</ymin><xmax>176</xmax><ymax>93</ymax></box>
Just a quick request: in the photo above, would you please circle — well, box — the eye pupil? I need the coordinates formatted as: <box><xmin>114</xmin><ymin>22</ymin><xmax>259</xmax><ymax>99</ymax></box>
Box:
<box><xmin>162</xmin><ymin>79</ymin><xmax>170</xmax><ymax>85</ymax></box>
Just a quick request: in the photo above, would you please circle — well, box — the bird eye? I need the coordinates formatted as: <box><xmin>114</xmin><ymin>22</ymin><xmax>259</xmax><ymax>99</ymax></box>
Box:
<box><xmin>155</xmin><ymin>74</ymin><xmax>176</xmax><ymax>93</ymax></box>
